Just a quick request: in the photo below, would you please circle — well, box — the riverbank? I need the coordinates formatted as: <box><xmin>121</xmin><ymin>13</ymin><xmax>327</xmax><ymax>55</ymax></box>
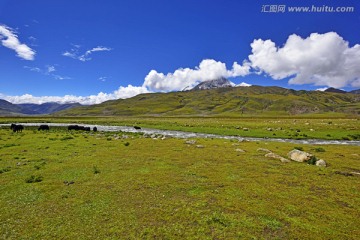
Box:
<box><xmin>0</xmin><ymin>116</ymin><xmax>359</xmax><ymax>141</ymax></box>
<box><xmin>1</xmin><ymin>122</ymin><xmax>360</xmax><ymax>146</ymax></box>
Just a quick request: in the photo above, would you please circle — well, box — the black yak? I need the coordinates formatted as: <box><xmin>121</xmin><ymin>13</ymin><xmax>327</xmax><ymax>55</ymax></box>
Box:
<box><xmin>134</xmin><ymin>126</ymin><xmax>141</xmax><ymax>130</ymax></box>
<box><xmin>93</xmin><ymin>127</ymin><xmax>98</xmax><ymax>132</ymax></box>
<box><xmin>68</xmin><ymin>125</ymin><xmax>79</xmax><ymax>131</ymax></box>
<box><xmin>38</xmin><ymin>125</ymin><xmax>50</xmax><ymax>131</ymax></box>
<box><xmin>10</xmin><ymin>124</ymin><xmax>24</xmax><ymax>132</ymax></box>
<box><xmin>68</xmin><ymin>125</ymin><xmax>90</xmax><ymax>131</ymax></box>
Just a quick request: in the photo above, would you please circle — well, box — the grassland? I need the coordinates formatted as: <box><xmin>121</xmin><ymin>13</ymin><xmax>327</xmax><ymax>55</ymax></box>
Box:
<box><xmin>0</xmin><ymin>125</ymin><xmax>359</xmax><ymax>239</ymax></box>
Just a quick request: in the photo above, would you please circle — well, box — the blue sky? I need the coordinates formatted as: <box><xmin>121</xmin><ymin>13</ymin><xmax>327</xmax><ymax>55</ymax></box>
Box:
<box><xmin>0</xmin><ymin>0</ymin><xmax>359</xmax><ymax>104</ymax></box>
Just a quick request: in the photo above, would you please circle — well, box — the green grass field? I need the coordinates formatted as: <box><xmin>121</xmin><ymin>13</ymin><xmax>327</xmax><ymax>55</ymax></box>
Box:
<box><xmin>0</xmin><ymin>124</ymin><xmax>359</xmax><ymax>239</ymax></box>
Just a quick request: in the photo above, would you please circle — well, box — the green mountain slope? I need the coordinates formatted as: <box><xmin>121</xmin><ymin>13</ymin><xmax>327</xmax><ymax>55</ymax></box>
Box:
<box><xmin>56</xmin><ymin>86</ymin><xmax>360</xmax><ymax>116</ymax></box>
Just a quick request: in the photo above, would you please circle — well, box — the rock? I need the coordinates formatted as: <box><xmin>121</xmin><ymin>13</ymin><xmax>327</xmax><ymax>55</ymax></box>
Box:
<box><xmin>257</xmin><ymin>148</ymin><xmax>272</xmax><ymax>153</ymax></box>
<box><xmin>243</xmin><ymin>128</ymin><xmax>249</xmax><ymax>131</ymax></box>
<box><xmin>265</xmin><ymin>152</ymin><xmax>279</xmax><ymax>158</ymax></box>
<box><xmin>64</xmin><ymin>180</ymin><xmax>75</xmax><ymax>185</ymax></box>
<box><xmin>315</xmin><ymin>159</ymin><xmax>327</xmax><ymax>167</ymax></box>
<box><xmin>267</xmin><ymin>128</ymin><xmax>273</xmax><ymax>131</ymax></box>
<box><xmin>235</xmin><ymin>148</ymin><xmax>245</xmax><ymax>152</ymax></box>
<box><xmin>265</xmin><ymin>153</ymin><xmax>291</xmax><ymax>163</ymax></box>
<box><xmin>279</xmin><ymin>158</ymin><xmax>291</xmax><ymax>163</ymax></box>
<box><xmin>185</xmin><ymin>140</ymin><xmax>196</xmax><ymax>145</ymax></box>
<box><xmin>196</xmin><ymin>145</ymin><xmax>204</xmax><ymax>148</ymax></box>
<box><xmin>288</xmin><ymin>149</ymin><xmax>313</xmax><ymax>162</ymax></box>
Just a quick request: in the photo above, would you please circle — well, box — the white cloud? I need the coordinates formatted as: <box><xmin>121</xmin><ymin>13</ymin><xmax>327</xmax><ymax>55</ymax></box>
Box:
<box><xmin>236</xmin><ymin>82</ymin><xmax>252</xmax><ymax>87</ymax></box>
<box><xmin>24</xmin><ymin>66</ymin><xmax>41</xmax><ymax>72</ymax></box>
<box><xmin>143</xmin><ymin>59</ymin><xmax>250</xmax><ymax>92</ymax></box>
<box><xmin>248</xmin><ymin>32</ymin><xmax>360</xmax><ymax>88</ymax></box>
<box><xmin>52</xmin><ymin>74</ymin><xmax>71</xmax><ymax>80</ymax></box>
<box><xmin>0</xmin><ymin>25</ymin><xmax>35</xmax><ymax>60</ymax></box>
<box><xmin>99</xmin><ymin>76</ymin><xmax>107</xmax><ymax>82</ymax></box>
<box><xmin>85</xmin><ymin>46</ymin><xmax>112</xmax><ymax>55</ymax></box>
<box><xmin>24</xmin><ymin>65</ymin><xmax>70</xmax><ymax>80</ymax></box>
<box><xmin>113</xmin><ymin>85</ymin><xmax>149</xmax><ymax>99</ymax></box>
<box><xmin>62</xmin><ymin>51</ymin><xmax>77</xmax><ymax>59</ymax></box>
<box><xmin>62</xmin><ymin>45</ymin><xmax>112</xmax><ymax>62</ymax></box>
<box><xmin>315</xmin><ymin>87</ymin><xmax>328</xmax><ymax>91</ymax></box>
<box><xmin>47</xmin><ymin>65</ymin><xmax>56</xmax><ymax>73</ymax></box>
<box><xmin>1</xmin><ymin>85</ymin><xmax>149</xmax><ymax>105</ymax></box>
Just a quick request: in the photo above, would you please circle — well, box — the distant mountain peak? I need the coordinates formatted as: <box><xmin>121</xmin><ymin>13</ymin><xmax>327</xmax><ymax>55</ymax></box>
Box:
<box><xmin>349</xmin><ymin>89</ymin><xmax>360</xmax><ymax>94</ymax></box>
<box><xmin>191</xmin><ymin>77</ymin><xmax>234</xmax><ymax>90</ymax></box>
<box><xmin>324</xmin><ymin>87</ymin><xmax>347</xmax><ymax>94</ymax></box>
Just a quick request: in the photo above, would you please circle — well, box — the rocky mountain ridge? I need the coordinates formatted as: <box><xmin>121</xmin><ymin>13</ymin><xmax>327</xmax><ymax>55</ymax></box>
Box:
<box><xmin>0</xmin><ymin>100</ymin><xmax>81</xmax><ymax>116</ymax></box>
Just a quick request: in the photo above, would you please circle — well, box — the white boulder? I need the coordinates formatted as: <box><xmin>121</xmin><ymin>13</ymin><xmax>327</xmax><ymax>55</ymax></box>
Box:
<box><xmin>288</xmin><ymin>149</ymin><xmax>313</xmax><ymax>162</ymax></box>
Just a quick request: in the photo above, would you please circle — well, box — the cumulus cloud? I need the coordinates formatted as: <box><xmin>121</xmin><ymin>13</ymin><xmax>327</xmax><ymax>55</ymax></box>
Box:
<box><xmin>62</xmin><ymin>45</ymin><xmax>112</xmax><ymax>62</ymax></box>
<box><xmin>1</xmin><ymin>85</ymin><xmax>149</xmax><ymax>105</ymax></box>
<box><xmin>113</xmin><ymin>85</ymin><xmax>149</xmax><ymax>99</ymax></box>
<box><xmin>249</xmin><ymin>32</ymin><xmax>360</xmax><ymax>88</ymax></box>
<box><xmin>0</xmin><ymin>25</ymin><xmax>35</xmax><ymax>60</ymax></box>
<box><xmin>143</xmin><ymin>59</ymin><xmax>250</xmax><ymax>92</ymax></box>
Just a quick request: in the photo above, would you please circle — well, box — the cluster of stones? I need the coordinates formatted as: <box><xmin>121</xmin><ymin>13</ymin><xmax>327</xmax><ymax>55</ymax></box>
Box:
<box><xmin>259</xmin><ymin>148</ymin><xmax>327</xmax><ymax>167</ymax></box>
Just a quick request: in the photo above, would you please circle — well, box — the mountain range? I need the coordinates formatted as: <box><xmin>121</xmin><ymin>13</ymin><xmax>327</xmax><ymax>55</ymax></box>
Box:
<box><xmin>1</xmin><ymin>78</ymin><xmax>360</xmax><ymax>116</ymax></box>
<box><xmin>55</xmin><ymin>82</ymin><xmax>360</xmax><ymax>117</ymax></box>
<box><xmin>0</xmin><ymin>101</ymin><xmax>81</xmax><ymax>116</ymax></box>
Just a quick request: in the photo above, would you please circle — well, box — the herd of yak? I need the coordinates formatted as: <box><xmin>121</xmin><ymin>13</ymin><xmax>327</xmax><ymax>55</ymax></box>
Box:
<box><xmin>10</xmin><ymin>124</ymin><xmax>98</xmax><ymax>132</ymax></box>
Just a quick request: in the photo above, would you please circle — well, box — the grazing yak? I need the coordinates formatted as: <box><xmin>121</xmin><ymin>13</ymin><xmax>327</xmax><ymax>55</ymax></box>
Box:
<box><xmin>38</xmin><ymin>125</ymin><xmax>50</xmax><ymax>131</ymax></box>
<box><xmin>10</xmin><ymin>124</ymin><xmax>24</xmax><ymax>132</ymax></box>
<box><xmin>68</xmin><ymin>125</ymin><xmax>93</xmax><ymax>131</ymax></box>
<box><xmin>93</xmin><ymin>127</ymin><xmax>98</xmax><ymax>132</ymax></box>
<box><xmin>134</xmin><ymin>126</ymin><xmax>141</xmax><ymax>130</ymax></box>
<box><xmin>68</xmin><ymin>125</ymin><xmax>81</xmax><ymax>131</ymax></box>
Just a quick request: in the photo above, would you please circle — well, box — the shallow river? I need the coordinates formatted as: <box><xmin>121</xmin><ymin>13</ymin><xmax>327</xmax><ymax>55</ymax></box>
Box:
<box><xmin>1</xmin><ymin>123</ymin><xmax>360</xmax><ymax>146</ymax></box>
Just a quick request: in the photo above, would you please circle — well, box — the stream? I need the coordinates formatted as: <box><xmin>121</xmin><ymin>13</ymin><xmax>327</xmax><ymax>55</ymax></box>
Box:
<box><xmin>1</xmin><ymin>123</ymin><xmax>360</xmax><ymax>146</ymax></box>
